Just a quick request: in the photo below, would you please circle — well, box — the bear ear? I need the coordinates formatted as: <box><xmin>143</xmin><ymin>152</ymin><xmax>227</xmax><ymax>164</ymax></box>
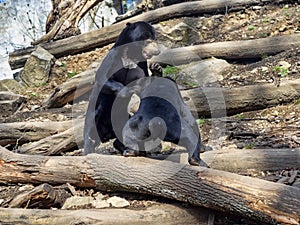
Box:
<box><xmin>126</xmin><ymin>22</ymin><xmax>135</xmax><ymax>29</ymax></box>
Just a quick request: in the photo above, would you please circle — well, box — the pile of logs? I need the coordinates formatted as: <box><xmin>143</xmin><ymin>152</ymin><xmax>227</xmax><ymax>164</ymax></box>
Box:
<box><xmin>1</xmin><ymin>0</ymin><xmax>300</xmax><ymax>224</ymax></box>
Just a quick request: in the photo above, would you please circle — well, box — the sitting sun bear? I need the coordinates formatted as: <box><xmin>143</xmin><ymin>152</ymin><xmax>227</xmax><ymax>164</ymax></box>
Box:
<box><xmin>84</xmin><ymin>21</ymin><xmax>162</xmax><ymax>155</ymax></box>
<box><xmin>120</xmin><ymin>76</ymin><xmax>212</xmax><ymax>167</ymax></box>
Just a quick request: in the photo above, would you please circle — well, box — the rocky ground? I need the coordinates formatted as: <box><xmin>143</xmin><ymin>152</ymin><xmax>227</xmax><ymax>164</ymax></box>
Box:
<box><xmin>1</xmin><ymin>1</ymin><xmax>300</xmax><ymax>225</ymax></box>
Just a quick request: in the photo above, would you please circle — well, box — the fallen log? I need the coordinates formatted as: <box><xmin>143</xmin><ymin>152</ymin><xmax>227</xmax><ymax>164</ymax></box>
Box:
<box><xmin>42</xmin><ymin>68</ymin><xmax>96</xmax><ymax>108</ymax></box>
<box><xmin>0</xmin><ymin>120</ymin><xmax>73</xmax><ymax>146</ymax></box>
<box><xmin>17</xmin><ymin>119</ymin><xmax>83</xmax><ymax>155</ymax></box>
<box><xmin>8</xmin><ymin>0</ymin><xmax>293</xmax><ymax>69</ymax></box>
<box><xmin>0</xmin><ymin>146</ymin><xmax>299</xmax><ymax>224</ymax></box>
<box><xmin>182</xmin><ymin>79</ymin><xmax>300</xmax><ymax>118</ymax></box>
<box><xmin>0</xmin><ymin>204</ymin><xmax>213</xmax><ymax>225</ymax></box>
<box><xmin>173</xmin><ymin>148</ymin><xmax>300</xmax><ymax>174</ymax></box>
<box><xmin>42</xmin><ymin>64</ymin><xmax>300</xmax><ymax>117</ymax></box>
<box><xmin>152</xmin><ymin>34</ymin><xmax>300</xmax><ymax>65</ymax></box>
<box><xmin>16</xmin><ymin>119</ymin><xmax>300</xmax><ymax>174</ymax></box>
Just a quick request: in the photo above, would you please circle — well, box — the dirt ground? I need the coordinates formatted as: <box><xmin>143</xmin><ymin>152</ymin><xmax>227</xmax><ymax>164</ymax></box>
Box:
<box><xmin>1</xmin><ymin>1</ymin><xmax>300</xmax><ymax>225</ymax></box>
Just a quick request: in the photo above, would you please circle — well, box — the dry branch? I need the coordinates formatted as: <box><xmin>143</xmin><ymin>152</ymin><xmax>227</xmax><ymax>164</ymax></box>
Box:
<box><xmin>0</xmin><ymin>120</ymin><xmax>73</xmax><ymax>146</ymax></box>
<box><xmin>9</xmin><ymin>0</ymin><xmax>293</xmax><ymax>69</ymax></box>
<box><xmin>33</xmin><ymin>0</ymin><xmax>102</xmax><ymax>45</ymax></box>
<box><xmin>17</xmin><ymin>119</ymin><xmax>83</xmax><ymax>155</ymax></box>
<box><xmin>0</xmin><ymin>146</ymin><xmax>299</xmax><ymax>224</ymax></box>
<box><xmin>0</xmin><ymin>205</ymin><xmax>212</xmax><ymax>225</ymax></box>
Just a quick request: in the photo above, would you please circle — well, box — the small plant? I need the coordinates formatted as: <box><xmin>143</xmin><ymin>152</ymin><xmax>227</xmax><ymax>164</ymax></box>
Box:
<box><xmin>60</xmin><ymin>62</ymin><xmax>66</xmax><ymax>67</ymax></box>
<box><xmin>40</xmin><ymin>81</ymin><xmax>47</xmax><ymax>86</ymax></box>
<box><xmin>67</xmin><ymin>71</ymin><xmax>78</xmax><ymax>78</ymax></box>
<box><xmin>196</xmin><ymin>118</ymin><xmax>206</xmax><ymax>126</ymax></box>
<box><xmin>30</xmin><ymin>92</ymin><xmax>39</xmax><ymax>98</ymax></box>
<box><xmin>273</xmin><ymin>65</ymin><xmax>288</xmax><ymax>77</ymax></box>
<box><xmin>183</xmin><ymin>81</ymin><xmax>198</xmax><ymax>88</ymax></box>
<box><xmin>262</xmin><ymin>17</ymin><xmax>269</xmax><ymax>24</ymax></box>
<box><xmin>261</xmin><ymin>53</ymin><xmax>268</xmax><ymax>60</ymax></box>
<box><xmin>163</xmin><ymin>65</ymin><xmax>180</xmax><ymax>76</ymax></box>
<box><xmin>248</xmin><ymin>25</ymin><xmax>255</xmax><ymax>31</ymax></box>
<box><xmin>235</xmin><ymin>113</ymin><xmax>245</xmax><ymax>119</ymax></box>
<box><xmin>244</xmin><ymin>144</ymin><xmax>254</xmax><ymax>149</ymax></box>
<box><xmin>262</xmin><ymin>32</ymin><xmax>269</xmax><ymax>38</ymax></box>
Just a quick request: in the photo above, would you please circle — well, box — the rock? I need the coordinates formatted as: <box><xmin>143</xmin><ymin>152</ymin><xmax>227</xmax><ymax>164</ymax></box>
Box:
<box><xmin>278</xmin><ymin>61</ymin><xmax>291</xmax><ymax>69</ymax></box>
<box><xmin>182</xmin><ymin>57</ymin><xmax>230</xmax><ymax>85</ymax></box>
<box><xmin>279</xmin><ymin>25</ymin><xmax>287</xmax><ymax>32</ymax></box>
<box><xmin>106</xmin><ymin>196</ymin><xmax>130</xmax><ymax>208</ymax></box>
<box><xmin>155</xmin><ymin>21</ymin><xmax>202</xmax><ymax>48</ymax></box>
<box><xmin>20</xmin><ymin>46</ymin><xmax>54</xmax><ymax>87</ymax></box>
<box><xmin>0</xmin><ymin>79</ymin><xmax>25</xmax><ymax>94</ymax></box>
<box><xmin>92</xmin><ymin>194</ymin><xmax>110</xmax><ymax>209</ymax></box>
<box><xmin>252</xmin><ymin>6</ymin><xmax>262</xmax><ymax>10</ymax></box>
<box><xmin>0</xmin><ymin>91</ymin><xmax>26</xmax><ymax>116</ymax></box>
<box><xmin>61</xmin><ymin>196</ymin><xmax>94</xmax><ymax>209</ymax></box>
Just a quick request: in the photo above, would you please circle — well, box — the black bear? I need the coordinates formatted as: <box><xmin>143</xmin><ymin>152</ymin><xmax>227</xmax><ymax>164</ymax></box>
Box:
<box><xmin>121</xmin><ymin>76</ymin><xmax>212</xmax><ymax>167</ymax></box>
<box><xmin>84</xmin><ymin>21</ymin><xmax>161</xmax><ymax>155</ymax></box>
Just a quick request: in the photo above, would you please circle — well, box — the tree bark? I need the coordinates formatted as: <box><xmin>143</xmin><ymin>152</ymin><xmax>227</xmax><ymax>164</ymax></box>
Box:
<box><xmin>42</xmin><ymin>68</ymin><xmax>96</xmax><ymax>108</ymax></box>
<box><xmin>5</xmin><ymin>119</ymin><xmax>300</xmax><ymax>174</ymax></box>
<box><xmin>8</xmin><ymin>0</ymin><xmax>294</xmax><ymax>69</ymax></box>
<box><xmin>0</xmin><ymin>205</ymin><xmax>213</xmax><ymax>225</ymax></box>
<box><xmin>0</xmin><ymin>146</ymin><xmax>299</xmax><ymax>224</ymax></box>
<box><xmin>42</xmin><ymin>66</ymin><xmax>300</xmax><ymax>117</ymax></box>
<box><xmin>152</xmin><ymin>33</ymin><xmax>300</xmax><ymax>65</ymax></box>
<box><xmin>32</xmin><ymin>0</ymin><xmax>102</xmax><ymax>45</ymax></box>
<box><xmin>182</xmin><ymin>79</ymin><xmax>300</xmax><ymax>118</ymax></box>
<box><xmin>17</xmin><ymin>119</ymin><xmax>83</xmax><ymax>155</ymax></box>
<box><xmin>0</xmin><ymin>121</ymin><xmax>73</xmax><ymax>146</ymax></box>
<box><xmin>174</xmin><ymin>148</ymin><xmax>300</xmax><ymax>175</ymax></box>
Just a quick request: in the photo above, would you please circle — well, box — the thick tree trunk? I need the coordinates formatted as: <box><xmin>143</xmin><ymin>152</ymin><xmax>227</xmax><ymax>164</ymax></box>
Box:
<box><xmin>8</xmin><ymin>0</ymin><xmax>294</xmax><ymax>69</ymax></box>
<box><xmin>0</xmin><ymin>146</ymin><xmax>299</xmax><ymax>224</ymax></box>
<box><xmin>0</xmin><ymin>120</ymin><xmax>73</xmax><ymax>146</ymax></box>
<box><xmin>0</xmin><ymin>205</ymin><xmax>213</xmax><ymax>225</ymax></box>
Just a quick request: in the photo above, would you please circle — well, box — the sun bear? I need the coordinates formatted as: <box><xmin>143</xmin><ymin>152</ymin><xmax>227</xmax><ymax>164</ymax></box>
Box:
<box><xmin>121</xmin><ymin>76</ymin><xmax>212</xmax><ymax>167</ymax></box>
<box><xmin>84</xmin><ymin>21</ymin><xmax>162</xmax><ymax>155</ymax></box>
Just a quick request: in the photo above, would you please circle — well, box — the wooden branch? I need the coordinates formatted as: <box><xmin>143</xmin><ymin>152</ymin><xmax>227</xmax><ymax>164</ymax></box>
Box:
<box><xmin>182</xmin><ymin>79</ymin><xmax>300</xmax><ymax>117</ymax></box>
<box><xmin>152</xmin><ymin>33</ymin><xmax>300</xmax><ymax>64</ymax></box>
<box><xmin>41</xmin><ymin>68</ymin><xmax>96</xmax><ymax>108</ymax></box>
<box><xmin>9</xmin><ymin>183</ymin><xmax>68</xmax><ymax>208</ymax></box>
<box><xmin>0</xmin><ymin>205</ymin><xmax>212</xmax><ymax>225</ymax></box>
<box><xmin>0</xmin><ymin>121</ymin><xmax>73</xmax><ymax>146</ymax></box>
<box><xmin>9</xmin><ymin>0</ymin><xmax>293</xmax><ymax>69</ymax></box>
<box><xmin>32</xmin><ymin>0</ymin><xmax>102</xmax><ymax>45</ymax></box>
<box><xmin>17</xmin><ymin>119</ymin><xmax>83</xmax><ymax>155</ymax></box>
<box><xmin>0</xmin><ymin>146</ymin><xmax>299</xmax><ymax>224</ymax></box>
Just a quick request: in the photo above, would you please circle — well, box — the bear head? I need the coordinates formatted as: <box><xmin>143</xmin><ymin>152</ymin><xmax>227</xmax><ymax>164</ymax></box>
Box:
<box><xmin>114</xmin><ymin>21</ymin><xmax>160</xmax><ymax>61</ymax></box>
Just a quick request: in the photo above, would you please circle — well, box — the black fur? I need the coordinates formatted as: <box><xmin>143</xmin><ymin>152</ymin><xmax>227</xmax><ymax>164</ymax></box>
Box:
<box><xmin>122</xmin><ymin>77</ymin><xmax>212</xmax><ymax>167</ymax></box>
<box><xmin>84</xmin><ymin>21</ymin><xmax>161</xmax><ymax>154</ymax></box>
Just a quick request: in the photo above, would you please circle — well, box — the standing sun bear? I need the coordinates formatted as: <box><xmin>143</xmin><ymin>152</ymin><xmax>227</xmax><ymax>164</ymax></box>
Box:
<box><xmin>84</xmin><ymin>21</ymin><xmax>162</xmax><ymax>155</ymax></box>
